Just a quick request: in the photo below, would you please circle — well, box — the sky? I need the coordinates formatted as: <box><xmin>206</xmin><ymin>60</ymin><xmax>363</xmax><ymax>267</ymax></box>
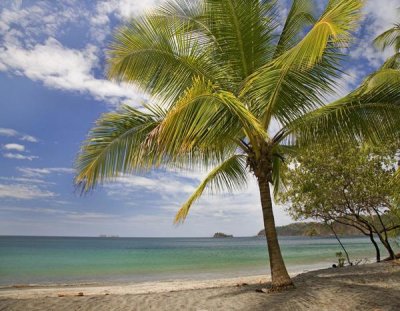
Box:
<box><xmin>0</xmin><ymin>0</ymin><xmax>398</xmax><ymax>237</ymax></box>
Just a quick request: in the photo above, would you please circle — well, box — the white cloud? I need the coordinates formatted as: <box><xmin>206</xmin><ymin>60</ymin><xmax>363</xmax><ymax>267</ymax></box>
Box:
<box><xmin>0</xmin><ymin>183</ymin><xmax>56</xmax><ymax>200</ymax></box>
<box><xmin>0</xmin><ymin>0</ymin><xmax>159</xmax><ymax>106</ymax></box>
<box><xmin>3</xmin><ymin>153</ymin><xmax>38</xmax><ymax>161</ymax></box>
<box><xmin>0</xmin><ymin>176</ymin><xmax>51</xmax><ymax>184</ymax></box>
<box><xmin>17</xmin><ymin>167</ymin><xmax>75</xmax><ymax>178</ymax></box>
<box><xmin>0</xmin><ymin>206</ymin><xmax>62</xmax><ymax>214</ymax></box>
<box><xmin>3</xmin><ymin>143</ymin><xmax>25</xmax><ymax>151</ymax></box>
<box><xmin>350</xmin><ymin>0</ymin><xmax>399</xmax><ymax>68</ymax></box>
<box><xmin>0</xmin><ymin>1</ymin><xmax>88</xmax><ymax>47</ymax></box>
<box><xmin>105</xmin><ymin>174</ymin><xmax>196</xmax><ymax>198</ymax></box>
<box><xmin>0</xmin><ymin>128</ymin><xmax>38</xmax><ymax>142</ymax></box>
<box><xmin>112</xmin><ymin>0</ymin><xmax>162</xmax><ymax>20</ymax></box>
<box><xmin>21</xmin><ymin>135</ymin><xmax>38</xmax><ymax>143</ymax></box>
<box><xmin>0</xmin><ymin>206</ymin><xmax>113</xmax><ymax>221</ymax></box>
<box><xmin>105</xmin><ymin>171</ymin><xmax>292</xmax><ymax>227</ymax></box>
<box><xmin>0</xmin><ymin>128</ymin><xmax>18</xmax><ymax>137</ymax></box>
<box><xmin>0</xmin><ymin>38</ymin><xmax>144</xmax><ymax>105</ymax></box>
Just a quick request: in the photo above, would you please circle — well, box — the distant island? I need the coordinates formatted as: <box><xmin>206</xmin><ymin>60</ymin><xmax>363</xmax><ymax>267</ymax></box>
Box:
<box><xmin>213</xmin><ymin>232</ymin><xmax>233</xmax><ymax>238</ymax></box>
<box><xmin>98</xmin><ymin>235</ymin><xmax>120</xmax><ymax>238</ymax></box>
<box><xmin>257</xmin><ymin>222</ymin><xmax>362</xmax><ymax>237</ymax></box>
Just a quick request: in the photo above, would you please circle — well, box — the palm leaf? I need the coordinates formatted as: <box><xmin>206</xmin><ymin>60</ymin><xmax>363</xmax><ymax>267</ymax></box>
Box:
<box><xmin>154</xmin><ymin>77</ymin><xmax>267</xmax><ymax>156</ymax></box>
<box><xmin>274</xmin><ymin>0</ymin><xmax>315</xmax><ymax>58</ymax></box>
<box><xmin>380</xmin><ymin>52</ymin><xmax>400</xmax><ymax>70</ymax></box>
<box><xmin>75</xmin><ymin>105</ymin><xmax>161</xmax><ymax>192</ymax></box>
<box><xmin>275</xmin><ymin>0</ymin><xmax>362</xmax><ymax>70</ymax></box>
<box><xmin>174</xmin><ymin>154</ymin><xmax>248</xmax><ymax>223</ymax></box>
<box><xmin>283</xmin><ymin>69</ymin><xmax>400</xmax><ymax>145</ymax></box>
<box><xmin>108</xmin><ymin>14</ymin><xmax>225</xmax><ymax>103</ymax></box>
<box><xmin>374</xmin><ymin>23</ymin><xmax>400</xmax><ymax>52</ymax></box>
<box><xmin>241</xmin><ymin>0</ymin><xmax>361</xmax><ymax>128</ymax></box>
<box><xmin>204</xmin><ymin>0</ymin><xmax>277</xmax><ymax>80</ymax></box>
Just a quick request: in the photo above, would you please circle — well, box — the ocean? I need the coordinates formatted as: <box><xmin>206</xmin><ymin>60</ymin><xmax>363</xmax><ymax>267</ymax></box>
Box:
<box><xmin>0</xmin><ymin>236</ymin><xmax>384</xmax><ymax>286</ymax></box>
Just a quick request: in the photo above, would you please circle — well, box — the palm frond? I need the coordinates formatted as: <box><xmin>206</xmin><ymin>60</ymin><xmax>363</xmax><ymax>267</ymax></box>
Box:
<box><xmin>75</xmin><ymin>106</ymin><xmax>161</xmax><ymax>192</ymax></box>
<box><xmin>274</xmin><ymin>0</ymin><xmax>315</xmax><ymax>58</ymax></box>
<box><xmin>271</xmin><ymin>144</ymin><xmax>299</xmax><ymax>197</ymax></box>
<box><xmin>284</xmin><ymin>69</ymin><xmax>400</xmax><ymax>145</ymax></box>
<box><xmin>275</xmin><ymin>0</ymin><xmax>362</xmax><ymax>70</ymax></box>
<box><xmin>204</xmin><ymin>0</ymin><xmax>277</xmax><ymax>80</ymax></box>
<box><xmin>374</xmin><ymin>23</ymin><xmax>400</xmax><ymax>52</ymax></box>
<box><xmin>174</xmin><ymin>154</ymin><xmax>248</xmax><ymax>223</ymax></box>
<box><xmin>241</xmin><ymin>0</ymin><xmax>361</xmax><ymax>128</ymax></box>
<box><xmin>154</xmin><ymin>77</ymin><xmax>267</xmax><ymax>156</ymax></box>
<box><xmin>107</xmin><ymin>14</ymin><xmax>225</xmax><ymax>103</ymax></box>
<box><xmin>380</xmin><ymin>52</ymin><xmax>400</xmax><ymax>70</ymax></box>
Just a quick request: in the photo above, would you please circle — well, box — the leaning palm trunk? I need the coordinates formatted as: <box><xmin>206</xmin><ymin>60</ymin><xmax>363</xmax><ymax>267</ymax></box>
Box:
<box><xmin>75</xmin><ymin>0</ymin><xmax>400</xmax><ymax>290</ymax></box>
<box><xmin>257</xmin><ymin>173</ymin><xmax>292</xmax><ymax>287</ymax></box>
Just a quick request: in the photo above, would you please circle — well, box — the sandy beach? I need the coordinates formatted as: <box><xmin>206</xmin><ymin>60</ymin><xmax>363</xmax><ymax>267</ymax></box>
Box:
<box><xmin>1</xmin><ymin>261</ymin><xmax>399</xmax><ymax>311</ymax></box>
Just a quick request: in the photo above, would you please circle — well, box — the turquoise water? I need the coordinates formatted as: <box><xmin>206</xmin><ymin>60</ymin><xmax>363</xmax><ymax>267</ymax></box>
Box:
<box><xmin>0</xmin><ymin>236</ymin><xmax>387</xmax><ymax>286</ymax></box>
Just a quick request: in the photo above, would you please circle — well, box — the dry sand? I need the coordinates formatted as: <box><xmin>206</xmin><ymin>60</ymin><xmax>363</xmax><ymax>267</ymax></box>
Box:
<box><xmin>1</xmin><ymin>261</ymin><xmax>399</xmax><ymax>311</ymax></box>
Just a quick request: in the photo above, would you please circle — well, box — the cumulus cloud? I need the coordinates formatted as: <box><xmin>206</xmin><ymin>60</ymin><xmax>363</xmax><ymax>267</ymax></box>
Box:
<box><xmin>0</xmin><ymin>206</ymin><xmax>114</xmax><ymax>222</ymax></box>
<box><xmin>0</xmin><ymin>176</ymin><xmax>52</xmax><ymax>184</ymax></box>
<box><xmin>3</xmin><ymin>143</ymin><xmax>25</xmax><ymax>151</ymax></box>
<box><xmin>3</xmin><ymin>153</ymin><xmax>38</xmax><ymax>161</ymax></box>
<box><xmin>0</xmin><ymin>38</ymin><xmax>144</xmax><ymax>105</ymax></box>
<box><xmin>0</xmin><ymin>0</ymin><xmax>156</xmax><ymax>106</ymax></box>
<box><xmin>0</xmin><ymin>183</ymin><xmax>56</xmax><ymax>199</ymax></box>
<box><xmin>17</xmin><ymin>167</ymin><xmax>75</xmax><ymax>178</ymax></box>
<box><xmin>0</xmin><ymin>1</ymin><xmax>87</xmax><ymax>47</ymax></box>
<box><xmin>21</xmin><ymin>135</ymin><xmax>38</xmax><ymax>142</ymax></box>
<box><xmin>0</xmin><ymin>128</ymin><xmax>38</xmax><ymax>142</ymax></box>
<box><xmin>105</xmin><ymin>174</ymin><xmax>196</xmax><ymax>199</ymax></box>
<box><xmin>350</xmin><ymin>0</ymin><xmax>399</xmax><ymax>68</ymax></box>
<box><xmin>0</xmin><ymin>128</ymin><xmax>18</xmax><ymax>137</ymax></box>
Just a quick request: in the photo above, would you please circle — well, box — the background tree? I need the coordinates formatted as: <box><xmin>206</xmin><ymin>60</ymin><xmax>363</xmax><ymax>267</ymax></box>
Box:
<box><xmin>278</xmin><ymin>141</ymin><xmax>400</xmax><ymax>262</ymax></box>
<box><xmin>75</xmin><ymin>0</ymin><xmax>400</xmax><ymax>289</ymax></box>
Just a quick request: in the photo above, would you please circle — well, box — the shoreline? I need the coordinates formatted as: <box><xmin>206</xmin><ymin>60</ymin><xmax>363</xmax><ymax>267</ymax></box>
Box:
<box><xmin>1</xmin><ymin>261</ymin><xmax>400</xmax><ymax>310</ymax></box>
<box><xmin>0</xmin><ymin>273</ymin><xmax>289</xmax><ymax>299</ymax></box>
<box><xmin>0</xmin><ymin>262</ymin><xmax>337</xmax><ymax>291</ymax></box>
<box><xmin>0</xmin><ymin>258</ymin><xmax>377</xmax><ymax>298</ymax></box>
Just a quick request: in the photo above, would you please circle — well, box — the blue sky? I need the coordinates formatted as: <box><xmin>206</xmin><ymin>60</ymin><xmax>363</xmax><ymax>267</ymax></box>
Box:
<box><xmin>0</xmin><ymin>0</ymin><xmax>398</xmax><ymax>237</ymax></box>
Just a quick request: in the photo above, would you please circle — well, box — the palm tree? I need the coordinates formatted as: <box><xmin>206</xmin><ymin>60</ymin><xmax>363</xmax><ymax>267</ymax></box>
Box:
<box><xmin>75</xmin><ymin>0</ymin><xmax>400</xmax><ymax>290</ymax></box>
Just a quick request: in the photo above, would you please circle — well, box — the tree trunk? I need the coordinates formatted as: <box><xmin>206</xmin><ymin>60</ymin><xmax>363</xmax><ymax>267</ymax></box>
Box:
<box><xmin>369</xmin><ymin>231</ymin><xmax>380</xmax><ymax>262</ymax></box>
<box><xmin>329</xmin><ymin>224</ymin><xmax>351</xmax><ymax>265</ymax></box>
<box><xmin>375</xmin><ymin>232</ymin><xmax>396</xmax><ymax>260</ymax></box>
<box><xmin>372</xmin><ymin>209</ymin><xmax>396</xmax><ymax>260</ymax></box>
<box><xmin>257</xmin><ymin>175</ymin><xmax>293</xmax><ymax>290</ymax></box>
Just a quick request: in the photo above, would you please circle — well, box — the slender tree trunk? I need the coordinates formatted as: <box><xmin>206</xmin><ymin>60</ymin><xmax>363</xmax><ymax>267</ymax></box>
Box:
<box><xmin>372</xmin><ymin>209</ymin><xmax>396</xmax><ymax>260</ymax></box>
<box><xmin>375</xmin><ymin>232</ymin><xmax>395</xmax><ymax>260</ymax></box>
<box><xmin>329</xmin><ymin>224</ymin><xmax>351</xmax><ymax>265</ymax></box>
<box><xmin>257</xmin><ymin>174</ymin><xmax>293</xmax><ymax>290</ymax></box>
<box><xmin>369</xmin><ymin>231</ymin><xmax>381</xmax><ymax>262</ymax></box>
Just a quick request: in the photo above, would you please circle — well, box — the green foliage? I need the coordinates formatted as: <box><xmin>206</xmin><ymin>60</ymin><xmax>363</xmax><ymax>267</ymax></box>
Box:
<box><xmin>258</xmin><ymin>221</ymin><xmax>361</xmax><ymax>237</ymax></box>
<box><xmin>336</xmin><ymin>252</ymin><xmax>345</xmax><ymax>267</ymax></box>
<box><xmin>278</xmin><ymin>140</ymin><xmax>400</xmax><ymax>238</ymax></box>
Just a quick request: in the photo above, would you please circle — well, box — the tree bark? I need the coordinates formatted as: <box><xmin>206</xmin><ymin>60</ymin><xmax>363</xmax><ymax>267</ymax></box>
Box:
<box><xmin>369</xmin><ymin>231</ymin><xmax>381</xmax><ymax>262</ymax></box>
<box><xmin>257</xmin><ymin>174</ymin><xmax>293</xmax><ymax>290</ymax></box>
